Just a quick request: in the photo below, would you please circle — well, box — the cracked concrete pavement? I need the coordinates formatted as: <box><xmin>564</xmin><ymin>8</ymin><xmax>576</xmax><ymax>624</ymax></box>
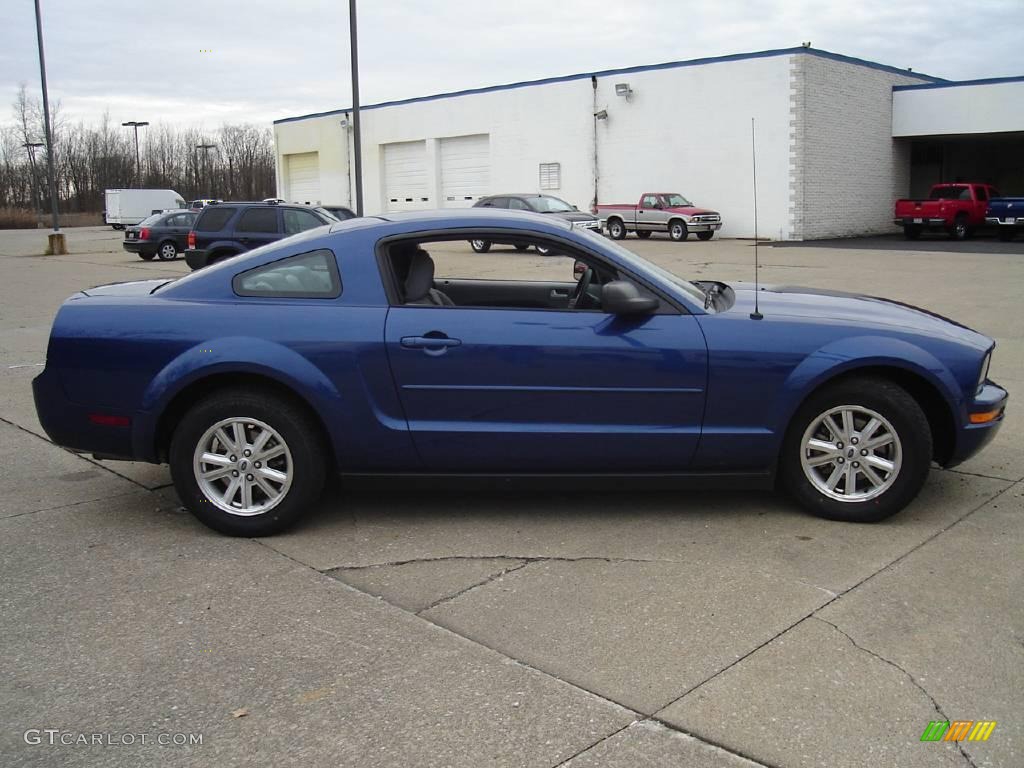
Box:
<box><xmin>0</xmin><ymin>227</ymin><xmax>1020</xmax><ymax>766</ymax></box>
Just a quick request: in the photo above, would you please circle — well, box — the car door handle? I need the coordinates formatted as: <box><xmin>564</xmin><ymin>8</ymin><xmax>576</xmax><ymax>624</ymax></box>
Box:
<box><xmin>401</xmin><ymin>335</ymin><xmax>462</xmax><ymax>349</ymax></box>
<box><xmin>550</xmin><ymin>289</ymin><xmax>570</xmax><ymax>299</ymax></box>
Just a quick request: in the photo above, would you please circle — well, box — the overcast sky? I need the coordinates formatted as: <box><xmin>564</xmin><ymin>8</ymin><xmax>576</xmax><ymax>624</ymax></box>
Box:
<box><xmin>2</xmin><ymin>0</ymin><xmax>1021</xmax><ymax>130</ymax></box>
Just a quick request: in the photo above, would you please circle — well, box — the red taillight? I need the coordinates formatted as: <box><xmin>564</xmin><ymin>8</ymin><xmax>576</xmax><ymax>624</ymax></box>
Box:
<box><xmin>187</xmin><ymin>231</ymin><xmax>196</xmax><ymax>249</ymax></box>
<box><xmin>139</xmin><ymin>227</ymin><xmax>151</xmax><ymax>240</ymax></box>
<box><xmin>88</xmin><ymin>413</ymin><xmax>131</xmax><ymax>427</ymax></box>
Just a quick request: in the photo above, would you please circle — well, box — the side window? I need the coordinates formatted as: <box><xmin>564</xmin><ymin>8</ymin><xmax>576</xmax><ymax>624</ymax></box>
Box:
<box><xmin>237</xmin><ymin>208</ymin><xmax>279</xmax><ymax>233</ymax></box>
<box><xmin>641</xmin><ymin>195</ymin><xmax>659</xmax><ymax>208</ymax></box>
<box><xmin>283</xmin><ymin>208</ymin><xmax>327</xmax><ymax>235</ymax></box>
<box><xmin>507</xmin><ymin>198</ymin><xmax>530</xmax><ymax>211</ymax></box>
<box><xmin>196</xmin><ymin>207</ymin><xmax>235</xmax><ymax>231</ymax></box>
<box><xmin>486</xmin><ymin>197</ymin><xmax>509</xmax><ymax>209</ymax></box>
<box><xmin>233</xmin><ymin>249</ymin><xmax>341</xmax><ymax>298</ymax></box>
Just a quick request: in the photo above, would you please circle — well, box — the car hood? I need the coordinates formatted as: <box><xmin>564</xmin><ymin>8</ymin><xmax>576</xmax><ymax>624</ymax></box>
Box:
<box><xmin>666</xmin><ymin>206</ymin><xmax>718</xmax><ymax>216</ymax></box>
<box><xmin>80</xmin><ymin>279</ymin><xmax>170</xmax><ymax>297</ymax></box>
<box><xmin>546</xmin><ymin>210</ymin><xmax>599</xmax><ymax>222</ymax></box>
<box><xmin>722</xmin><ymin>282</ymin><xmax>991</xmax><ymax>350</ymax></box>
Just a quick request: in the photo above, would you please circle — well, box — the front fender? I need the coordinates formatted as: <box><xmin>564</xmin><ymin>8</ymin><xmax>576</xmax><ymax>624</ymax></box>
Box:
<box><xmin>132</xmin><ymin>337</ymin><xmax>343</xmax><ymax>461</ymax></box>
<box><xmin>772</xmin><ymin>334</ymin><xmax>961</xmax><ymax>435</ymax></box>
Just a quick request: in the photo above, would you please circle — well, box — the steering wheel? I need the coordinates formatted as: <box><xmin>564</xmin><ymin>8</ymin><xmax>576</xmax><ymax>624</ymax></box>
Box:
<box><xmin>569</xmin><ymin>266</ymin><xmax>595</xmax><ymax>310</ymax></box>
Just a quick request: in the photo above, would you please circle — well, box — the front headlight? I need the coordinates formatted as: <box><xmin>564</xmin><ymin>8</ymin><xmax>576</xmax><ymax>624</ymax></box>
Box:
<box><xmin>977</xmin><ymin>349</ymin><xmax>992</xmax><ymax>394</ymax></box>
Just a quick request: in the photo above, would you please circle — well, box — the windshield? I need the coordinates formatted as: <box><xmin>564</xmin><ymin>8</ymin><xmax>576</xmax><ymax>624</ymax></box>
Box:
<box><xmin>574</xmin><ymin>228</ymin><xmax>708</xmax><ymax>305</ymax></box>
<box><xmin>663</xmin><ymin>194</ymin><xmax>693</xmax><ymax>207</ymax></box>
<box><xmin>528</xmin><ymin>196</ymin><xmax>575</xmax><ymax>213</ymax></box>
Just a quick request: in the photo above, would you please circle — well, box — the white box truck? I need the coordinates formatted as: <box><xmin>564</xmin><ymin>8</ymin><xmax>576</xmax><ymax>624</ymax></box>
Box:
<box><xmin>104</xmin><ymin>189</ymin><xmax>186</xmax><ymax>229</ymax></box>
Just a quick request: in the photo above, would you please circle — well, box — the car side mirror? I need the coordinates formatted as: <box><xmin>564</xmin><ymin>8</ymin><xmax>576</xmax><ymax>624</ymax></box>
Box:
<box><xmin>602</xmin><ymin>280</ymin><xmax>659</xmax><ymax>315</ymax></box>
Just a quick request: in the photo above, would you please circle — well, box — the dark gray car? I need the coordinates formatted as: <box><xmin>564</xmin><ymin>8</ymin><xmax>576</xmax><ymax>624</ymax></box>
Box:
<box><xmin>471</xmin><ymin>194</ymin><xmax>599</xmax><ymax>254</ymax></box>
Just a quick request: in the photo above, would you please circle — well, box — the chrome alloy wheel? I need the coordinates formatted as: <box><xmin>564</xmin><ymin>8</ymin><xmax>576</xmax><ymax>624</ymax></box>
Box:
<box><xmin>800</xmin><ymin>405</ymin><xmax>902</xmax><ymax>502</ymax></box>
<box><xmin>193</xmin><ymin>417</ymin><xmax>293</xmax><ymax>516</ymax></box>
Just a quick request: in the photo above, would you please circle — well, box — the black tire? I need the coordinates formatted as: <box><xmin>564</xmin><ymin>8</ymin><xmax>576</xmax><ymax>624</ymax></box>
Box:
<box><xmin>949</xmin><ymin>214</ymin><xmax>969</xmax><ymax>240</ymax></box>
<box><xmin>607</xmin><ymin>218</ymin><xmax>627</xmax><ymax>240</ymax></box>
<box><xmin>997</xmin><ymin>229</ymin><xmax>1016</xmax><ymax>242</ymax></box>
<box><xmin>157</xmin><ymin>241</ymin><xmax>178</xmax><ymax>261</ymax></box>
<box><xmin>635</xmin><ymin>230</ymin><xmax>652</xmax><ymax>240</ymax></box>
<box><xmin>696</xmin><ymin>231</ymin><xmax>714</xmax><ymax>241</ymax></box>
<box><xmin>514</xmin><ymin>244</ymin><xmax>529</xmax><ymax>252</ymax></box>
<box><xmin>780</xmin><ymin>376</ymin><xmax>932</xmax><ymax>523</ymax></box>
<box><xmin>668</xmin><ymin>219</ymin><xmax>688</xmax><ymax>242</ymax></box>
<box><xmin>536</xmin><ymin>245</ymin><xmax>553</xmax><ymax>256</ymax></box>
<box><xmin>169</xmin><ymin>390</ymin><xmax>327</xmax><ymax>536</ymax></box>
<box><xmin>139</xmin><ymin>252</ymin><xmax>156</xmax><ymax>261</ymax></box>
<box><xmin>903</xmin><ymin>224</ymin><xmax>922</xmax><ymax>240</ymax></box>
<box><xmin>112</xmin><ymin>224</ymin><xmax>124</xmax><ymax>231</ymax></box>
<box><xmin>470</xmin><ymin>239</ymin><xmax>491</xmax><ymax>253</ymax></box>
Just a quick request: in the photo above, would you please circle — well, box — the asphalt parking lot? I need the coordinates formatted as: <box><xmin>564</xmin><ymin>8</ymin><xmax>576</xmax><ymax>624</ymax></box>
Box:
<box><xmin>1</xmin><ymin>226</ymin><xmax>1021</xmax><ymax>768</ymax></box>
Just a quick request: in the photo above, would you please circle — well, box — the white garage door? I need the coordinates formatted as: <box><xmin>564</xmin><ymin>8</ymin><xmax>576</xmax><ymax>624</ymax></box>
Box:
<box><xmin>440</xmin><ymin>134</ymin><xmax>490</xmax><ymax>208</ymax></box>
<box><xmin>383</xmin><ymin>141</ymin><xmax>428</xmax><ymax>212</ymax></box>
<box><xmin>287</xmin><ymin>152</ymin><xmax>320</xmax><ymax>205</ymax></box>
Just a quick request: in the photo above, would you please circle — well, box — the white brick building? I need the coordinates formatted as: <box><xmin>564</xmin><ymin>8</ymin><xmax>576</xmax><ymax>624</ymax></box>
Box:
<box><xmin>272</xmin><ymin>47</ymin><xmax>1024</xmax><ymax>240</ymax></box>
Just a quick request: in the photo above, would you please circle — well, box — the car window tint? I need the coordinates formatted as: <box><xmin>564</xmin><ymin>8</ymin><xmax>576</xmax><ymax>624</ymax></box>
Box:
<box><xmin>283</xmin><ymin>208</ymin><xmax>326</xmax><ymax>235</ymax></box>
<box><xmin>508</xmin><ymin>198</ymin><xmax>530</xmax><ymax>211</ymax></box>
<box><xmin>237</xmin><ymin>208</ymin><xmax>279</xmax><ymax>233</ymax></box>
<box><xmin>197</xmin><ymin>207</ymin><xmax>235</xmax><ymax>231</ymax></box>
<box><xmin>234</xmin><ymin>249</ymin><xmax>341</xmax><ymax>298</ymax></box>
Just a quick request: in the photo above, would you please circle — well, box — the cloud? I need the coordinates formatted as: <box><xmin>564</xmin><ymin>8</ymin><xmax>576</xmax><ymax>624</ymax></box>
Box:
<box><xmin>1</xmin><ymin>0</ymin><xmax>1020</xmax><ymax>128</ymax></box>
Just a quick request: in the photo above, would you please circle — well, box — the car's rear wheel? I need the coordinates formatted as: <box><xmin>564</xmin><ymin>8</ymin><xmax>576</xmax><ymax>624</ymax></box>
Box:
<box><xmin>470</xmin><ymin>239</ymin><xmax>491</xmax><ymax>253</ymax></box>
<box><xmin>635</xmin><ymin>230</ymin><xmax>652</xmax><ymax>239</ymax></box>
<box><xmin>607</xmin><ymin>218</ymin><xmax>626</xmax><ymax>240</ymax></box>
<box><xmin>949</xmin><ymin>214</ymin><xmax>969</xmax><ymax>240</ymax></box>
<box><xmin>157</xmin><ymin>241</ymin><xmax>177</xmax><ymax>261</ymax></box>
<box><xmin>781</xmin><ymin>377</ymin><xmax>931</xmax><ymax>523</ymax></box>
<box><xmin>669</xmin><ymin>219</ymin><xmax>688</xmax><ymax>241</ymax></box>
<box><xmin>697</xmin><ymin>231</ymin><xmax>714</xmax><ymax>241</ymax></box>
<box><xmin>139</xmin><ymin>252</ymin><xmax>155</xmax><ymax>261</ymax></box>
<box><xmin>170</xmin><ymin>390</ymin><xmax>326</xmax><ymax>536</ymax></box>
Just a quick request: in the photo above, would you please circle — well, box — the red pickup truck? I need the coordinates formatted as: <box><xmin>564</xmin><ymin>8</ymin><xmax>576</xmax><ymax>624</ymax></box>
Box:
<box><xmin>597</xmin><ymin>193</ymin><xmax>723</xmax><ymax>242</ymax></box>
<box><xmin>894</xmin><ymin>183</ymin><xmax>999</xmax><ymax>240</ymax></box>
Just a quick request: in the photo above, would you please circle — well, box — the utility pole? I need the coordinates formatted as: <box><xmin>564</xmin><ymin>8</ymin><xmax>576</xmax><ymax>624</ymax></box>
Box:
<box><xmin>195</xmin><ymin>143</ymin><xmax>216</xmax><ymax>195</ymax></box>
<box><xmin>349</xmin><ymin>0</ymin><xmax>363</xmax><ymax>216</ymax></box>
<box><xmin>23</xmin><ymin>142</ymin><xmax>45</xmax><ymax>226</ymax></box>
<box><xmin>121</xmin><ymin>121</ymin><xmax>149</xmax><ymax>184</ymax></box>
<box><xmin>33</xmin><ymin>0</ymin><xmax>63</xmax><ymax>252</ymax></box>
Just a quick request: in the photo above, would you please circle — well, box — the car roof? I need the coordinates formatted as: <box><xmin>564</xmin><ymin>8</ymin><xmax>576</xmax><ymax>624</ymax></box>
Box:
<box><xmin>482</xmin><ymin>193</ymin><xmax>560</xmax><ymax>199</ymax></box>
<box><xmin>372</xmin><ymin>208</ymin><xmax>570</xmax><ymax>228</ymax></box>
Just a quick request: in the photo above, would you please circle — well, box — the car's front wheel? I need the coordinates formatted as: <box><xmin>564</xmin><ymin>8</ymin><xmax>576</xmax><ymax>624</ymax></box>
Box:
<box><xmin>668</xmin><ymin>220</ymin><xmax>688</xmax><ymax>241</ymax></box>
<box><xmin>170</xmin><ymin>390</ymin><xmax>326</xmax><ymax>536</ymax></box>
<box><xmin>781</xmin><ymin>377</ymin><xmax>931</xmax><ymax>523</ymax></box>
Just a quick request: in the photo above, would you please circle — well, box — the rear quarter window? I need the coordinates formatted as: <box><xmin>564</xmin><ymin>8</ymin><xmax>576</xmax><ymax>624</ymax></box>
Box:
<box><xmin>237</xmin><ymin>208</ymin><xmax>279</xmax><ymax>233</ymax></box>
<box><xmin>196</xmin><ymin>207</ymin><xmax>236</xmax><ymax>231</ymax></box>
<box><xmin>233</xmin><ymin>249</ymin><xmax>341</xmax><ymax>298</ymax></box>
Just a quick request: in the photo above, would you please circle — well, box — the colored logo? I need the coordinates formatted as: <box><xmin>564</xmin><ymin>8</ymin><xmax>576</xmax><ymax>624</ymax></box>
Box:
<box><xmin>920</xmin><ymin>721</ymin><xmax>996</xmax><ymax>742</ymax></box>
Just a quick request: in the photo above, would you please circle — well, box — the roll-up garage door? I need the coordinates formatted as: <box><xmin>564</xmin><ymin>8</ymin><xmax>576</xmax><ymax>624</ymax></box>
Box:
<box><xmin>383</xmin><ymin>141</ymin><xmax>428</xmax><ymax>211</ymax></box>
<box><xmin>440</xmin><ymin>134</ymin><xmax>490</xmax><ymax>208</ymax></box>
<box><xmin>286</xmin><ymin>152</ymin><xmax>321</xmax><ymax>205</ymax></box>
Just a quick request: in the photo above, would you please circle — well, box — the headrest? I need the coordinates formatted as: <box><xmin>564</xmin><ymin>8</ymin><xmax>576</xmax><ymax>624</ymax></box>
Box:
<box><xmin>404</xmin><ymin>250</ymin><xmax>435</xmax><ymax>302</ymax></box>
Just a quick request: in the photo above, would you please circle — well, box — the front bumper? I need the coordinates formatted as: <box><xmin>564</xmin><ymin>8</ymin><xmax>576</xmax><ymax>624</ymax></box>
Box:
<box><xmin>687</xmin><ymin>221</ymin><xmax>723</xmax><ymax>232</ymax></box>
<box><xmin>184</xmin><ymin>248</ymin><xmax>209</xmax><ymax>271</ymax></box>
<box><xmin>945</xmin><ymin>381</ymin><xmax>1008</xmax><ymax>468</ymax></box>
<box><xmin>571</xmin><ymin>220</ymin><xmax>601</xmax><ymax>231</ymax></box>
<box><xmin>985</xmin><ymin>216</ymin><xmax>1024</xmax><ymax>227</ymax></box>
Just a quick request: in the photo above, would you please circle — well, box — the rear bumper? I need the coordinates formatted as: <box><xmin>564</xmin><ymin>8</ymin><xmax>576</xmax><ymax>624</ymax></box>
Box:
<box><xmin>184</xmin><ymin>249</ymin><xmax>209</xmax><ymax>271</ymax></box>
<box><xmin>121</xmin><ymin>240</ymin><xmax>156</xmax><ymax>256</ymax></box>
<box><xmin>945</xmin><ymin>381</ymin><xmax>1008</xmax><ymax>468</ymax></box>
<box><xmin>895</xmin><ymin>217</ymin><xmax>948</xmax><ymax>228</ymax></box>
<box><xmin>985</xmin><ymin>216</ymin><xmax>1024</xmax><ymax>226</ymax></box>
<box><xmin>32</xmin><ymin>367</ymin><xmax>138</xmax><ymax>460</ymax></box>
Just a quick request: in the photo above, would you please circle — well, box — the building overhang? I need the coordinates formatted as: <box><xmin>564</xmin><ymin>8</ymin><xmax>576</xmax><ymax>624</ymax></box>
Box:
<box><xmin>893</xmin><ymin>77</ymin><xmax>1024</xmax><ymax>137</ymax></box>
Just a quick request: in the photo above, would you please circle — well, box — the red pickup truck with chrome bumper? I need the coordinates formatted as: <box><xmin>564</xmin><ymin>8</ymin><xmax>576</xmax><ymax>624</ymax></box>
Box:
<box><xmin>894</xmin><ymin>183</ymin><xmax>999</xmax><ymax>240</ymax></box>
<box><xmin>597</xmin><ymin>193</ymin><xmax>723</xmax><ymax>242</ymax></box>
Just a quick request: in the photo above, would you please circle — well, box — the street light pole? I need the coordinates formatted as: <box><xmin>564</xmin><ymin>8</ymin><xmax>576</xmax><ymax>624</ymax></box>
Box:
<box><xmin>33</xmin><ymin>0</ymin><xmax>60</xmax><ymax>235</ymax></box>
<box><xmin>23</xmin><ymin>142</ymin><xmax>45</xmax><ymax>225</ymax></box>
<box><xmin>195</xmin><ymin>143</ymin><xmax>216</xmax><ymax>195</ymax></box>
<box><xmin>348</xmin><ymin>0</ymin><xmax>363</xmax><ymax>216</ymax></box>
<box><xmin>122</xmin><ymin>121</ymin><xmax>149</xmax><ymax>184</ymax></box>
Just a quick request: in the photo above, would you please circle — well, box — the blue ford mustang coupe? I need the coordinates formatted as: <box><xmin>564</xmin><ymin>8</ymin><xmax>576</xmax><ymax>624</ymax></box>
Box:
<box><xmin>33</xmin><ymin>210</ymin><xmax>1006</xmax><ymax>536</ymax></box>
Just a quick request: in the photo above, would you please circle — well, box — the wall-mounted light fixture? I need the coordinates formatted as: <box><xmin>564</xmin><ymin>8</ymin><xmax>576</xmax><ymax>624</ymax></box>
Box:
<box><xmin>614</xmin><ymin>83</ymin><xmax>632</xmax><ymax>100</ymax></box>
<box><xmin>594</xmin><ymin>109</ymin><xmax>608</xmax><ymax>120</ymax></box>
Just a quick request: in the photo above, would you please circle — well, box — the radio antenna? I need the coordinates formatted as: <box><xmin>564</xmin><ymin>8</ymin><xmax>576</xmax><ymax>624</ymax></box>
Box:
<box><xmin>750</xmin><ymin>117</ymin><xmax>763</xmax><ymax>320</ymax></box>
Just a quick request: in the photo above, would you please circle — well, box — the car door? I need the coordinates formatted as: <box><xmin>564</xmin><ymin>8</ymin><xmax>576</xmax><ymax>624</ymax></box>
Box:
<box><xmin>234</xmin><ymin>207</ymin><xmax>281</xmax><ymax>252</ymax></box>
<box><xmin>637</xmin><ymin>194</ymin><xmax>668</xmax><ymax>232</ymax></box>
<box><xmin>167</xmin><ymin>213</ymin><xmax>194</xmax><ymax>249</ymax></box>
<box><xmin>384</xmin><ymin>252</ymin><xmax>708</xmax><ymax>473</ymax></box>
